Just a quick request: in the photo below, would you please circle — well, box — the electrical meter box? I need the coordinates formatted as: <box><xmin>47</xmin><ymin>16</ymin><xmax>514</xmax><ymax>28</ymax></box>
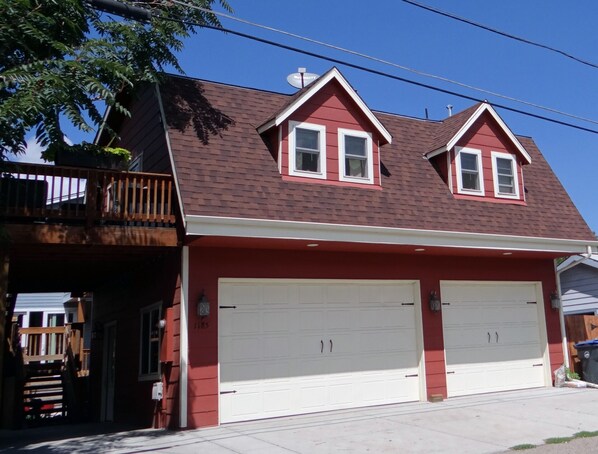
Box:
<box><xmin>152</xmin><ymin>381</ymin><xmax>163</xmax><ymax>400</ymax></box>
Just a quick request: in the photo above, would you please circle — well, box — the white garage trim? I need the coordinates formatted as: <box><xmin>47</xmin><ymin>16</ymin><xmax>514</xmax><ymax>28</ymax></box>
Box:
<box><xmin>218</xmin><ymin>279</ymin><xmax>426</xmax><ymax>424</ymax></box>
<box><xmin>440</xmin><ymin>281</ymin><xmax>551</xmax><ymax>398</ymax></box>
<box><xmin>179</xmin><ymin>246</ymin><xmax>189</xmax><ymax>428</ymax></box>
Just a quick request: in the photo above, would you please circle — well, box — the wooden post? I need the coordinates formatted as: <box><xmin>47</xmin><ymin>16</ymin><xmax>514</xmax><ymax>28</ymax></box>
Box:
<box><xmin>0</xmin><ymin>252</ymin><xmax>9</xmax><ymax>416</ymax></box>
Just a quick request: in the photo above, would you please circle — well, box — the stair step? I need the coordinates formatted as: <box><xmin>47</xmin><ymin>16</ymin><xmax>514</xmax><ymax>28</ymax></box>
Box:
<box><xmin>23</xmin><ymin>395</ymin><xmax>63</xmax><ymax>406</ymax></box>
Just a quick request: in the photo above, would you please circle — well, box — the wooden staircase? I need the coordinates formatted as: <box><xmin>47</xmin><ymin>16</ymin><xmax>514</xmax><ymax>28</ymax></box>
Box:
<box><xmin>23</xmin><ymin>362</ymin><xmax>66</xmax><ymax>423</ymax></box>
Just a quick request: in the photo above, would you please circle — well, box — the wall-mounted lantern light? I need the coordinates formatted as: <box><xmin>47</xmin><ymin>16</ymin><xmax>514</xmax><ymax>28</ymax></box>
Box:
<box><xmin>550</xmin><ymin>291</ymin><xmax>561</xmax><ymax>310</ymax></box>
<box><xmin>197</xmin><ymin>291</ymin><xmax>210</xmax><ymax>317</ymax></box>
<box><xmin>429</xmin><ymin>291</ymin><xmax>441</xmax><ymax>312</ymax></box>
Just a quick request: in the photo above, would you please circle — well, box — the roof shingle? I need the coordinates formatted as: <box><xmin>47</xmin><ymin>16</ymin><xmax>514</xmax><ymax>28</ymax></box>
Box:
<box><xmin>160</xmin><ymin>76</ymin><xmax>594</xmax><ymax>242</ymax></box>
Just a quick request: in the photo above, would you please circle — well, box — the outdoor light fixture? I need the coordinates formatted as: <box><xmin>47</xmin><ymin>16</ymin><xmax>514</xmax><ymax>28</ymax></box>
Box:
<box><xmin>197</xmin><ymin>291</ymin><xmax>210</xmax><ymax>317</ymax></box>
<box><xmin>550</xmin><ymin>291</ymin><xmax>561</xmax><ymax>310</ymax></box>
<box><xmin>429</xmin><ymin>291</ymin><xmax>441</xmax><ymax>312</ymax></box>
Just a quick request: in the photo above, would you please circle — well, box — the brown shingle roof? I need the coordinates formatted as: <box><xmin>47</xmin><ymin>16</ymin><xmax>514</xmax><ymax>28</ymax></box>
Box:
<box><xmin>160</xmin><ymin>75</ymin><xmax>594</xmax><ymax>241</ymax></box>
<box><xmin>427</xmin><ymin>103</ymin><xmax>482</xmax><ymax>152</ymax></box>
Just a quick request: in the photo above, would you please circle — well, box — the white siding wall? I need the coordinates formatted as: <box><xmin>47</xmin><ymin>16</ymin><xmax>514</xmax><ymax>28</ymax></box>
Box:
<box><xmin>561</xmin><ymin>264</ymin><xmax>598</xmax><ymax>315</ymax></box>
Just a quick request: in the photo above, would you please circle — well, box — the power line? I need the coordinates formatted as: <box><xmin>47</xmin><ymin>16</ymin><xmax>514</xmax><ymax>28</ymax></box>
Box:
<box><xmin>165</xmin><ymin>0</ymin><xmax>598</xmax><ymax>128</ymax></box>
<box><xmin>401</xmin><ymin>0</ymin><xmax>598</xmax><ymax>70</ymax></box>
<box><xmin>91</xmin><ymin>2</ymin><xmax>598</xmax><ymax>135</ymax></box>
<box><xmin>179</xmin><ymin>21</ymin><xmax>598</xmax><ymax>135</ymax></box>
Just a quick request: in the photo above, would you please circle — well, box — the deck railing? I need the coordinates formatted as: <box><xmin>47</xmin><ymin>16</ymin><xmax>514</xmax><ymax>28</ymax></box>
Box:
<box><xmin>20</xmin><ymin>327</ymin><xmax>66</xmax><ymax>363</ymax></box>
<box><xmin>0</xmin><ymin>162</ymin><xmax>176</xmax><ymax>226</ymax></box>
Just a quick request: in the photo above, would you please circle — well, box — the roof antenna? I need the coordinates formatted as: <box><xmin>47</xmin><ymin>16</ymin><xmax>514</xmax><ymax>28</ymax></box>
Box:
<box><xmin>287</xmin><ymin>68</ymin><xmax>319</xmax><ymax>89</ymax></box>
<box><xmin>446</xmin><ymin>104</ymin><xmax>453</xmax><ymax>117</ymax></box>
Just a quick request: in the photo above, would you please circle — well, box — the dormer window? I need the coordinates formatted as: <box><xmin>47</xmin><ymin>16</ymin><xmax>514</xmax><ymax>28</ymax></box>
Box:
<box><xmin>455</xmin><ymin>147</ymin><xmax>485</xmax><ymax>196</ymax></box>
<box><xmin>289</xmin><ymin>121</ymin><xmax>327</xmax><ymax>179</ymax></box>
<box><xmin>492</xmin><ymin>151</ymin><xmax>519</xmax><ymax>199</ymax></box>
<box><xmin>339</xmin><ymin>128</ymin><xmax>374</xmax><ymax>184</ymax></box>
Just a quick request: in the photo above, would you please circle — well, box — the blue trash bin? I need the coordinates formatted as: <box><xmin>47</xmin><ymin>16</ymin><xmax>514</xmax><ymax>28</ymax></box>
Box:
<box><xmin>574</xmin><ymin>339</ymin><xmax>598</xmax><ymax>385</ymax></box>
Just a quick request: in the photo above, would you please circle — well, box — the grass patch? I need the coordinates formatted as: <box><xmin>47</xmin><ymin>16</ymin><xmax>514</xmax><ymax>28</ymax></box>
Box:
<box><xmin>544</xmin><ymin>436</ymin><xmax>573</xmax><ymax>444</ymax></box>
<box><xmin>510</xmin><ymin>444</ymin><xmax>537</xmax><ymax>450</ymax></box>
<box><xmin>573</xmin><ymin>430</ymin><xmax>598</xmax><ymax>438</ymax></box>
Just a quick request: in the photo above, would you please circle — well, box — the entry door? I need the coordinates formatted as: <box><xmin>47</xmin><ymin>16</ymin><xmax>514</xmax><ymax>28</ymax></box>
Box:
<box><xmin>219</xmin><ymin>279</ymin><xmax>424</xmax><ymax>424</ymax></box>
<box><xmin>441</xmin><ymin>281</ymin><xmax>549</xmax><ymax>397</ymax></box>
<box><xmin>101</xmin><ymin>322</ymin><xmax>117</xmax><ymax>421</ymax></box>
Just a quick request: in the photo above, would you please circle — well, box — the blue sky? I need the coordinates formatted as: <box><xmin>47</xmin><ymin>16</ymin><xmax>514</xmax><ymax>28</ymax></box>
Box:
<box><xmin>22</xmin><ymin>0</ymin><xmax>598</xmax><ymax>235</ymax></box>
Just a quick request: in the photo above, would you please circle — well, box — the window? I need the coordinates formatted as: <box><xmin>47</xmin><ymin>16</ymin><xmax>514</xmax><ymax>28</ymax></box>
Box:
<box><xmin>455</xmin><ymin>147</ymin><xmax>485</xmax><ymax>196</ymax></box>
<box><xmin>139</xmin><ymin>302</ymin><xmax>161</xmax><ymax>380</ymax></box>
<box><xmin>338</xmin><ymin>129</ymin><xmax>374</xmax><ymax>184</ymax></box>
<box><xmin>288</xmin><ymin>121</ymin><xmax>326</xmax><ymax>179</ymax></box>
<box><xmin>491</xmin><ymin>151</ymin><xmax>520</xmax><ymax>199</ymax></box>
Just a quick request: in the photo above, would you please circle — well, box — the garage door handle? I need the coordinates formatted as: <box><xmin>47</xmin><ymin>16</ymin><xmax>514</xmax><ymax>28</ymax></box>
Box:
<box><xmin>330</xmin><ymin>339</ymin><xmax>333</xmax><ymax>353</ymax></box>
<box><xmin>495</xmin><ymin>331</ymin><xmax>499</xmax><ymax>343</ymax></box>
<box><xmin>488</xmin><ymin>332</ymin><xmax>491</xmax><ymax>343</ymax></box>
<box><xmin>321</xmin><ymin>340</ymin><xmax>324</xmax><ymax>353</ymax></box>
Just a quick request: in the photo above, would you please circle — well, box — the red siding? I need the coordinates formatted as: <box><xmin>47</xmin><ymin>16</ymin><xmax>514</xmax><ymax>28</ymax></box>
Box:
<box><xmin>451</xmin><ymin>111</ymin><xmax>526</xmax><ymax>203</ymax></box>
<box><xmin>186</xmin><ymin>247</ymin><xmax>561</xmax><ymax>428</ymax></box>
<box><xmin>113</xmin><ymin>85</ymin><xmax>172</xmax><ymax>173</ymax></box>
<box><xmin>279</xmin><ymin>79</ymin><xmax>383</xmax><ymax>186</ymax></box>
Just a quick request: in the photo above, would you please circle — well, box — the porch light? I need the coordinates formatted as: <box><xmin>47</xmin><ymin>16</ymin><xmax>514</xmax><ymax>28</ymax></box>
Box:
<box><xmin>550</xmin><ymin>291</ymin><xmax>561</xmax><ymax>310</ymax></box>
<box><xmin>429</xmin><ymin>291</ymin><xmax>441</xmax><ymax>312</ymax></box>
<box><xmin>197</xmin><ymin>291</ymin><xmax>210</xmax><ymax>317</ymax></box>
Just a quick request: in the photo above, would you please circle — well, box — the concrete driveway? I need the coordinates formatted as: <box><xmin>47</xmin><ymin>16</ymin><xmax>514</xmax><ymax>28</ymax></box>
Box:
<box><xmin>2</xmin><ymin>387</ymin><xmax>598</xmax><ymax>453</ymax></box>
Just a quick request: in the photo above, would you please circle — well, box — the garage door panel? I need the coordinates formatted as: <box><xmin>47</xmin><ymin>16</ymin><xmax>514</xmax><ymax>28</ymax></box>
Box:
<box><xmin>326</xmin><ymin>309</ymin><xmax>357</xmax><ymax>331</ymax></box>
<box><xmin>219</xmin><ymin>280</ymin><xmax>422</xmax><ymax>423</ymax></box>
<box><xmin>442</xmin><ymin>282</ymin><xmax>546</xmax><ymax>398</ymax></box>
<box><xmin>297</xmin><ymin>309</ymin><xmax>327</xmax><ymax>331</ymax></box>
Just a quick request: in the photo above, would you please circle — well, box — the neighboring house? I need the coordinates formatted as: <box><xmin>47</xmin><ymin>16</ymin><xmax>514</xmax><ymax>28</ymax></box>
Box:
<box><xmin>14</xmin><ymin>293</ymin><xmax>92</xmax><ymax>357</ymax></box>
<box><xmin>94</xmin><ymin>67</ymin><xmax>597</xmax><ymax>429</ymax></box>
<box><xmin>558</xmin><ymin>254</ymin><xmax>598</xmax><ymax>315</ymax></box>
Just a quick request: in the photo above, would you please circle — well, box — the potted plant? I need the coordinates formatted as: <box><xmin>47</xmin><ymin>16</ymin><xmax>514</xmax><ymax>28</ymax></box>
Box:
<box><xmin>44</xmin><ymin>142</ymin><xmax>132</xmax><ymax>170</ymax></box>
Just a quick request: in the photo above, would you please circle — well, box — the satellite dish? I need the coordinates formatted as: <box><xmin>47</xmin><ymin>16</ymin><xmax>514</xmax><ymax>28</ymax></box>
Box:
<box><xmin>287</xmin><ymin>69</ymin><xmax>319</xmax><ymax>89</ymax></box>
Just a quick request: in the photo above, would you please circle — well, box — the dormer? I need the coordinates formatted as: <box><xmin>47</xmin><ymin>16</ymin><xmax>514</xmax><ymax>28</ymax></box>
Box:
<box><xmin>426</xmin><ymin>103</ymin><xmax>531</xmax><ymax>204</ymax></box>
<box><xmin>258</xmin><ymin>68</ymin><xmax>392</xmax><ymax>187</ymax></box>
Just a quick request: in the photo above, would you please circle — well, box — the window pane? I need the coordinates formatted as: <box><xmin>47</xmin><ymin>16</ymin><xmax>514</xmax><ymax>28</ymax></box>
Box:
<box><xmin>296</xmin><ymin>128</ymin><xmax>319</xmax><ymax>150</ymax></box>
<box><xmin>297</xmin><ymin>151</ymin><xmax>319</xmax><ymax>172</ymax></box>
<box><xmin>150</xmin><ymin>340</ymin><xmax>159</xmax><ymax>374</ymax></box>
<box><xmin>346</xmin><ymin>157</ymin><xmax>367</xmax><ymax>177</ymax></box>
<box><xmin>345</xmin><ymin>136</ymin><xmax>366</xmax><ymax>157</ymax></box>
<box><xmin>460</xmin><ymin>153</ymin><xmax>478</xmax><ymax>171</ymax></box>
<box><xmin>496</xmin><ymin>158</ymin><xmax>515</xmax><ymax>194</ymax></box>
<box><xmin>462</xmin><ymin>172</ymin><xmax>479</xmax><ymax>190</ymax></box>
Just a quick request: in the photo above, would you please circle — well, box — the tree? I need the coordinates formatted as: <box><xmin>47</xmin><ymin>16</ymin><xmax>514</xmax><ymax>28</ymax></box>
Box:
<box><xmin>0</xmin><ymin>0</ymin><xmax>231</xmax><ymax>160</ymax></box>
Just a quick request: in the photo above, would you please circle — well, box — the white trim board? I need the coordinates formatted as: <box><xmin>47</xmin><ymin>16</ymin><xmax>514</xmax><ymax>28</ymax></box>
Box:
<box><xmin>179</xmin><ymin>246</ymin><xmax>190</xmax><ymax>428</ymax></box>
<box><xmin>426</xmin><ymin>103</ymin><xmax>532</xmax><ymax>164</ymax></box>
<box><xmin>185</xmin><ymin>214</ymin><xmax>598</xmax><ymax>254</ymax></box>
<box><xmin>257</xmin><ymin>67</ymin><xmax>392</xmax><ymax>144</ymax></box>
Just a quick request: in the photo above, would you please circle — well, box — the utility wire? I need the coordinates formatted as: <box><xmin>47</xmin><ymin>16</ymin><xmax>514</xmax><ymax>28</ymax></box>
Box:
<box><xmin>93</xmin><ymin>2</ymin><xmax>598</xmax><ymax>135</ymax></box>
<box><xmin>402</xmin><ymin>0</ymin><xmax>598</xmax><ymax>70</ymax></box>
<box><xmin>169</xmin><ymin>20</ymin><xmax>598</xmax><ymax>135</ymax></box>
<box><xmin>165</xmin><ymin>0</ymin><xmax>598</xmax><ymax>127</ymax></box>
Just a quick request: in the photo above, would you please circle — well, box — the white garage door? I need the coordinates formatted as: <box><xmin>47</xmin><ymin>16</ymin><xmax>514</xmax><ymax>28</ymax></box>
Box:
<box><xmin>218</xmin><ymin>279</ymin><xmax>424</xmax><ymax>424</ymax></box>
<box><xmin>441</xmin><ymin>281</ymin><xmax>549</xmax><ymax>397</ymax></box>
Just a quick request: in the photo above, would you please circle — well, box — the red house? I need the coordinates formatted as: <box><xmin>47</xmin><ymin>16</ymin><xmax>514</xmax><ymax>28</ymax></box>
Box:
<box><xmin>93</xmin><ymin>67</ymin><xmax>597</xmax><ymax>429</ymax></box>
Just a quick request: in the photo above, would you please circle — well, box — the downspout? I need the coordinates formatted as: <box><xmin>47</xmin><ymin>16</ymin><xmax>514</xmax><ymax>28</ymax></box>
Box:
<box><xmin>555</xmin><ymin>247</ymin><xmax>593</xmax><ymax>369</ymax></box>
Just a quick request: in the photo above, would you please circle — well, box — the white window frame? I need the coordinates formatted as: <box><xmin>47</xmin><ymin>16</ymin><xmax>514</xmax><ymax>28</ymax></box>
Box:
<box><xmin>455</xmin><ymin>146</ymin><xmax>485</xmax><ymax>196</ymax></box>
<box><xmin>338</xmin><ymin>128</ymin><xmax>374</xmax><ymax>184</ymax></box>
<box><xmin>288</xmin><ymin>121</ymin><xmax>327</xmax><ymax>179</ymax></box>
<box><xmin>491</xmin><ymin>151</ymin><xmax>520</xmax><ymax>199</ymax></box>
<box><xmin>139</xmin><ymin>302</ymin><xmax>162</xmax><ymax>381</ymax></box>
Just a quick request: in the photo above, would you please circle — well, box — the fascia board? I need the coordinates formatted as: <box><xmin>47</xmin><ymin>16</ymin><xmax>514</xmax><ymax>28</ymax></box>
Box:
<box><xmin>258</xmin><ymin>68</ymin><xmax>392</xmax><ymax>144</ymax></box>
<box><xmin>446</xmin><ymin>104</ymin><xmax>532</xmax><ymax>164</ymax></box>
<box><xmin>425</xmin><ymin>147</ymin><xmax>448</xmax><ymax>160</ymax></box>
<box><xmin>185</xmin><ymin>214</ymin><xmax>598</xmax><ymax>254</ymax></box>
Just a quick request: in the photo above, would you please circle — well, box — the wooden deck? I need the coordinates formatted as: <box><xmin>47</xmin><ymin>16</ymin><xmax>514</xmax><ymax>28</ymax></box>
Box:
<box><xmin>0</xmin><ymin>162</ymin><xmax>180</xmax><ymax>292</ymax></box>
